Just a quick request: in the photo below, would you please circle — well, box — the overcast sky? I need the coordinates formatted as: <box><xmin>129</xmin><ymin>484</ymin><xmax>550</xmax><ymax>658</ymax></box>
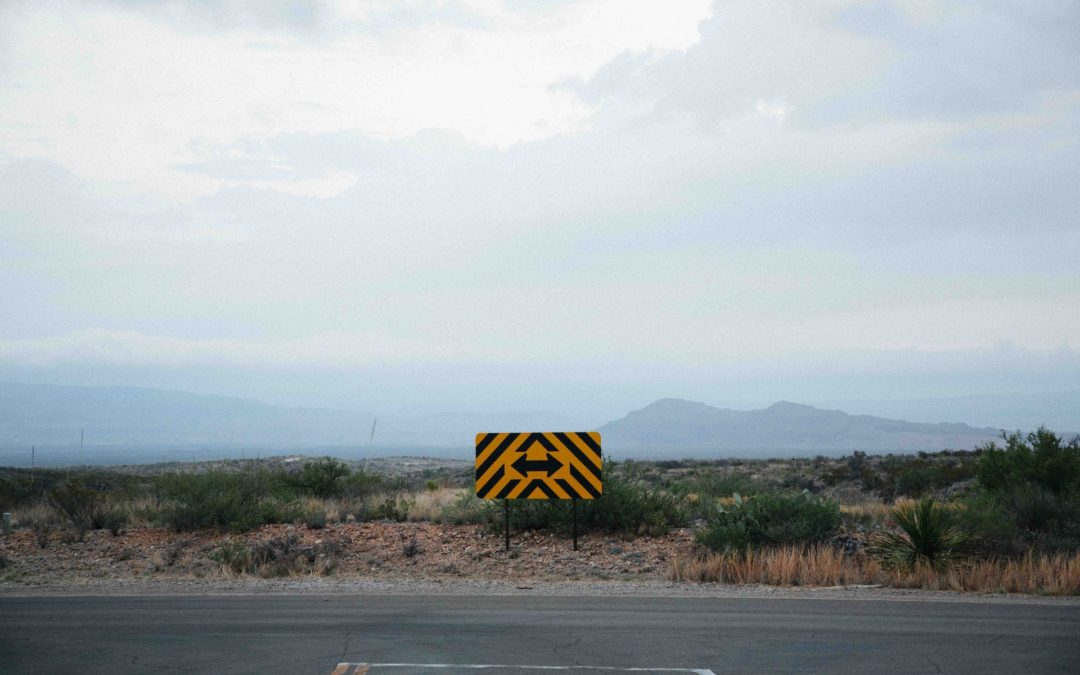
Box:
<box><xmin>1</xmin><ymin>0</ymin><xmax>1078</xmax><ymax>419</ymax></box>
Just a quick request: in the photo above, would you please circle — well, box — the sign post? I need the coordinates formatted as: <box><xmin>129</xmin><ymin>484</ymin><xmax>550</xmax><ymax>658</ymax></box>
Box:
<box><xmin>475</xmin><ymin>432</ymin><xmax>602</xmax><ymax>552</ymax></box>
<box><xmin>572</xmin><ymin>498</ymin><xmax>578</xmax><ymax>551</ymax></box>
<box><xmin>504</xmin><ymin>499</ymin><xmax>510</xmax><ymax>552</ymax></box>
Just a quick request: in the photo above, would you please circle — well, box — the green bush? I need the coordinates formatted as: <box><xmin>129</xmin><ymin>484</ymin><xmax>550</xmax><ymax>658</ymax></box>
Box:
<box><xmin>870</xmin><ymin>498</ymin><xmax>967</xmax><ymax>571</ymax></box>
<box><xmin>696</xmin><ymin>491</ymin><xmax>840</xmax><ymax>552</ymax></box>
<box><xmin>978</xmin><ymin>428</ymin><xmax>1080</xmax><ymax>496</ymax></box>
<box><xmin>47</xmin><ymin>480</ymin><xmax>100</xmax><ymax>530</ymax></box>
<box><xmin>440</xmin><ymin>491</ymin><xmax>496</xmax><ymax>526</ymax></box>
<box><xmin>284</xmin><ymin>458</ymin><xmax>353</xmax><ymax>498</ymax></box>
<box><xmin>953</xmin><ymin>491</ymin><xmax>1020</xmax><ymax>554</ymax></box>
<box><xmin>341</xmin><ymin>468</ymin><xmax>385</xmax><ymax>499</ymax></box>
<box><xmin>354</xmin><ymin>496</ymin><xmax>413</xmax><ymax>522</ymax></box>
<box><xmin>155</xmin><ymin>469</ymin><xmax>300</xmax><ymax>532</ymax></box>
<box><xmin>682</xmin><ymin>471</ymin><xmax>767</xmax><ymax>500</ymax></box>
<box><xmin>974</xmin><ymin>428</ymin><xmax>1080</xmax><ymax>550</ymax></box>
<box><xmin>499</xmin><ymin>462</ymin><xmax>687</xmax><ymax>536</ymax></box>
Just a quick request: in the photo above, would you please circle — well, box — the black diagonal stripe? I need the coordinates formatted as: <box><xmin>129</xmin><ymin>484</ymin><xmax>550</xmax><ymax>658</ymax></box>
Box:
<box><xmin>476</xmin><ymin>464</ymin><xmax>505</xmax><ymax>498</ymax></box>
<box><xmin>493</xmin><ymin>477</ymin><xmax>520</xmax><ymax>499</ymax></box>
<box><xmin>554</xmin><ymin>432</ymin><xmax>602</xmax><ymax>476</ymax></box>
<box><xmin>569</xmin><ymin>462</ymin><xmax>601</xmax><ymax>498</ymax></box>
<box><xmin>571</xmin><ymin>431</ymin><xmax>602</xmax><ymax>459</ymax></box>
<box><xmin>475</xmin><ymin>432</ymin><xmax>496</xmax><ymax>456</ymax></box>
<box><xmin>554</xmin><ymin>478</ymin><xmax>577</xmax><ymax>498</ymax></box>
<box><xmin>475</xmin><ymin>433</ymin><xmax>518</xmax><ymax>480</ymax></box>
<box><xmin>520</xmin><ymin>477</ymin><xmax>561</xmax><ymax>496</ymax></box>
<box><xmin>529</xmin><ymin>432</ymin><xmax>557</xmax><ymax>453</ymax></box>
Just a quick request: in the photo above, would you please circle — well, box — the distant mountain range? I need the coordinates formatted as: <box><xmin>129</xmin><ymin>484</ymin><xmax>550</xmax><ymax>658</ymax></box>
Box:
<box><xmin>0</xmin><ymin>382</ymin><xmax>1070</xmax><ymax>463</ymax></box>
<box><xmin>0</xmin><ymin>382</ymin><xmax>574</xmax><ymax>451</ymax></box>
<box><xmin>598</xmin><ymin>398</ymin><xmax>1002</xmax><ymax>456</ymax></box>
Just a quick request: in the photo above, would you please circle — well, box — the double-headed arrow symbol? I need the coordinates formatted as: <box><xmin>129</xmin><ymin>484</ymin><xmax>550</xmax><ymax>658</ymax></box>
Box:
<box><xmin>511</xmin><ymin>451</ymin><xmax>563</xmax><ymax>476</ymax></box>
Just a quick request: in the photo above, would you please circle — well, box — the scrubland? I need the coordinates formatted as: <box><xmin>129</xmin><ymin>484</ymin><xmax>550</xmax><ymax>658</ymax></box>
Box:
<box><xmin>1</xmin><ymin>428</ymin><xmax>1078</xmax><ymax>594</ymax></box>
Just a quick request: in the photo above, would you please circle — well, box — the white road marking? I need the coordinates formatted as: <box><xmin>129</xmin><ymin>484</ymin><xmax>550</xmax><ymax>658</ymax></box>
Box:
<box><xmin>334</xmin><ymin>664</ymin><xmax>715</xmax><ymax>674</ymax></box>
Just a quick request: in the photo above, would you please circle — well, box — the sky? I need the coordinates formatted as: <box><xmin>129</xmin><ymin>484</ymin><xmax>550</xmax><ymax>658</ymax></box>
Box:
<box><xmin>1</xmin><ymin>0</ymin><xmax>1078</xmax><ymax>421</ymax></box>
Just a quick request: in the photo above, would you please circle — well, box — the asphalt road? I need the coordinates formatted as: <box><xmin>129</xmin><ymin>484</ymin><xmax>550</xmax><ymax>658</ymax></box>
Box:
<box><xmin>1</xmin><ymin>593</ymin><xmax>1078</xmax><ymax>674</ymax></box>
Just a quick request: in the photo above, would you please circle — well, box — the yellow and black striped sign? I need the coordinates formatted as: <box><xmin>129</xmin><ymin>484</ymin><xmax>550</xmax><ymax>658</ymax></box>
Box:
<box><xmin>475</xmin><ymin>432</ymin><xmax>602</xmax><ymax>500</ymax></box>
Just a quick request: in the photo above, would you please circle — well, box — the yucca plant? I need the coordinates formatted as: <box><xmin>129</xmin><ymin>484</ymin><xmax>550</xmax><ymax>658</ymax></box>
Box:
<box><xmin>871</xmin><ymin>498</ymin><xmax>967</xmax><ymax>571</ymax></box>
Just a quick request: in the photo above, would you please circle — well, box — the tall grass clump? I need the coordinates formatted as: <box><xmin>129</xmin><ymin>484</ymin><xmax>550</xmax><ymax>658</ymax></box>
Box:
<box><xmin>670</xmin><ymin>547</ymin><xmax>1080</xmax><ymax>595</ymax></box>
<box><xmin>209</xmin><ymin>533</ymin><xmax>340</xmax><ymax>577</ymax></box>
<box><xmin>870</xmin><ymin>498</ymin><xmax>967</xmax><ymax>571</ymax></box>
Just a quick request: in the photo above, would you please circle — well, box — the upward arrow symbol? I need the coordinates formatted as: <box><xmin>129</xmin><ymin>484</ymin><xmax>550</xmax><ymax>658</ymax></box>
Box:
<box><xmin>511</xmin><ymin>452</ymin><xmax>563</xmax><ymax>476</ymax></box>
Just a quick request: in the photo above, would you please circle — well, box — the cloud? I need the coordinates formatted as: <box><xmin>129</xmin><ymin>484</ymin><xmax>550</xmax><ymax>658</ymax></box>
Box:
<box><xmin>579</xmin><ymin>1</ymin><xmax>1080</xmax><ymax>126</ymax></box>
<box><xmin>2</xmin><ymin>1</ymin><xmax>1079</xmax><ymax>412</ymax></box>
<box><xmin>0</xmin><ymin>0</ymin><xmax>712</xmax><ymax>202</ymax></box>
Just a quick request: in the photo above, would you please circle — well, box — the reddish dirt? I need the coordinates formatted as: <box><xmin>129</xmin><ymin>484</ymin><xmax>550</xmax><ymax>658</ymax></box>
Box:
<box><xmin>0</xmin><ymin>523</ymin><xmax>695</xmax><ymax>584</ymax></box>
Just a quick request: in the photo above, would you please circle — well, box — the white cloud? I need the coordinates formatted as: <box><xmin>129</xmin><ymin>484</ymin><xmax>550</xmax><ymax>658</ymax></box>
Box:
<box><xmin>0</xmin><ymin>0</ymin><xmax>711</xmax><ymax>202</ymax></box>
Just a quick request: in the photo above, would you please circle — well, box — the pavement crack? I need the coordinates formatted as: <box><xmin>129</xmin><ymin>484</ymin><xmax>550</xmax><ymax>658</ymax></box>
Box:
<box><xmin>988</xmin><ymin>633</ymin><xmax>1005</xmax><ymax>645</ymax></box>
<box><xmin>924</xmin><ymin>653</ymin><xmax>942</xmax><ymax>674</ymax></box>
<box><xmin>923</xmin><ymin>638</ymin><xmax>945</xmax><ymax>674</ymax></box>
<box><xmin>340</xmin><ymin>634</ymin><xmax>351</xmax><ymax>661</ymax></box>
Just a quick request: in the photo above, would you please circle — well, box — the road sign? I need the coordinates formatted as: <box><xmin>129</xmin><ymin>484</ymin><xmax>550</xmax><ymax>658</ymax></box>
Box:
<box><xmin>474</xmin><ymin>431</ymin><xmax>602</xmax><ymax>500</ymax></box>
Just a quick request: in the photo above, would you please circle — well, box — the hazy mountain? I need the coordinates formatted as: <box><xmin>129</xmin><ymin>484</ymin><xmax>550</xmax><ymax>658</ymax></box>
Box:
<box><xmin>598</xmin><ymin>398</ymin><xmax>1003</xmax><ymax>457</ymax></box>
<box><xmin>0</xmin><ymin>382</ymin><xmax>575</xmax><ymax>452</ymax></box>
<box><xmin>0</xmin><ymin>382</ymin><xmax>373</xmax><ymax>448</ymax></box>
<box><xmin>816</xmin><ymin>391</ymin><xmax>1080</xmax><ymax>434</ymax></box>
<box><xmin>0</xmin><ymin>383</ymin><xmax>1032</xmax><ymax>463</ymax></box>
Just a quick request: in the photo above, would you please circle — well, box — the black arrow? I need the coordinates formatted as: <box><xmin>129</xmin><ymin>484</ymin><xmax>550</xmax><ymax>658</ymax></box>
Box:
<box><xmin>511</xmin><ymin>452</ymin><xmax>563</xmax><ymax>476</ymax></box>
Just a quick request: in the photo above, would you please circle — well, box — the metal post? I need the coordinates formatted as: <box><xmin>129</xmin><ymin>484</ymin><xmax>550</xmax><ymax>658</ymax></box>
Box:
<box><xmin>572</xmin><ymin>498</ymin><xmax>578</xmax><ymax>551</ymax></box>
<box><xmin>503</xmin><ymin>499</ymin><xmax>510</xmax><ymax>552</ymax></box>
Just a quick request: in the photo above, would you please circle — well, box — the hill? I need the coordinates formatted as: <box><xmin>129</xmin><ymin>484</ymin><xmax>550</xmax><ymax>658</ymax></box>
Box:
<box><xmin>598</xmin><ymin>398</ymin><xmax>1002</xmax><ymax>456</ymax></box>
<box><xmin>0</xmin><ymin>382</ymin><xmax>574</xmax><ymax>458</ymax></box>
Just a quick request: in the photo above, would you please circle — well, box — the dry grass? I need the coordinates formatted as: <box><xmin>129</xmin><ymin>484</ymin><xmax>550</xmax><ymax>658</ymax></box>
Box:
<box><xmin>11</xmin><ymin>501</ymin><xmax>59</xmax><ymax>529</ymax></box>
<box><xmin>408</xmin><ymin>487</ymin><xmax>470</xmax><ymax>522</ymax></box>
<box><xmin>839</xmin><ymin>501</ymin><xmax>892</xmax><ymax>526</ymax></box>
<box><xmin>670</xmin><ymin>546</ymin><xmax>1080</xmax><ymax>595</ymax></box>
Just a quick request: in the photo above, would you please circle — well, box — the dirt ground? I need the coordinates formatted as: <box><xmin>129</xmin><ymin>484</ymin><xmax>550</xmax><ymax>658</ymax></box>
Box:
<box><xmin>0</xmin><ymin>522</ymin><xmax>693</xmax><ymax>586</ymax></box>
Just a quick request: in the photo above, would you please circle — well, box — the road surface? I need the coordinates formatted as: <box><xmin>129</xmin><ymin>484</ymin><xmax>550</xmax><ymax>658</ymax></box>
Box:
<box><xmin>1</xmin><ymin>593</ymin><xmax>1078</xmax><ymax>673</ymax></box>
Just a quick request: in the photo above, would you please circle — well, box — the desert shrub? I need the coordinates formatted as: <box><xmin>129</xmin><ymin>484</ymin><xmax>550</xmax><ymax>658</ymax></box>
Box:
<box><xmin>892</xmin><ymin>464</ymin><xmax>937</xmax><ymax>497</ymax></box>
<box><xmin>155</xmin><ymin>469</ymin><xmax>300</xmax><ymax>532</ymax></box>
<box><xmin>208</xmin><ymin>541</ymin><xmax>250</xmax><ymax>573</ymax></box>
<box><xmin>953</xmin><ymin>491</ymin><xmax>1021</xmax><ymax>555</ymax></box>
<box><xmin>696</xmin><ymin>491</ymin><xmax>840</xmax><ymax>552</ymax></box>
<box><xmin>341</xmin><ymin>468</ymin><xmax>385</xmax><ymax>499</ymax></box>
<box><xmin>285</xmin><ymin>458</ymin><xmax>353</xmax><ymax>498</ymax></box>
<box><xmin>974</xmin><ymin>428</ymin><xmax>1080</xmax><ymax>550</ymax></box>
<box><xmin>439</xmin><ymin>491</ymin><xmax>496</xmax><ymax>525</ymax></box>
<box><xmin>819</xmin><ymin>465</ymin><xmax>849</xmax><ymax>487</ymax></box>
<box><xmin>870</xmin><ymin>498</ymin><xmax>967</xmax><ymax>571</ymax></box>
<box><xmin>402</xmin><ymin>536</ymin><xmax>422</xmax><ymax>558</ymax></box>
<box><xmin>506</xmin><ymin>462</ymin><xmax>686</xmax><ymax>536</ymax></box>
<box><xmin>978</xmin><ymin>428</ymin><xmax>1080</xmax><ymax>495</ymax></box>
<box><xmin>0</xmin><ymin>475</ymin><xmax>34</xmax><ymax>511</ymax></box>
<box><xmin>354</xmin><ymin>496</ymin><xmax>413</xmax><ymax>522</ymax></box>
<box><xmin>682</xmin><ymin>471</ymin><xmax>768</xmax><ymax>500</ymax></box>
<box><xmin>98</xmin><ymin>507</ymin><xmax>128</xmax><ymax>536</ymax></box>
<box><xmin>33</xmin><ymin>520</ymin><xmax>55</xmax><ymax>548</ymax></box>
<box><xmin>46</xmin><ymin>479</ymin><xmax>126</xmax><ymax>532</ymax></box>
<box><xmin>878</xmin><ymin>456</ymin><xmax>979</xmax><ymax>498</ymax></box>
<box><xmin>303</xmin><ymin>507</ymin><xmax>327</xmax><ymax>530</ymax></box>
<box><xmin>210</xmin><ymin>534</ymin><xmax>339</xmax><ymax>577</ymax></box>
